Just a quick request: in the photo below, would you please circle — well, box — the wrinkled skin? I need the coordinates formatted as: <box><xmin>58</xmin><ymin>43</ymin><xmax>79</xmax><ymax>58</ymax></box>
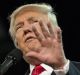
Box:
<box><xmin>14</xmin><ymin>10</ymin><xmax>67</xmax><ymax>69</ymax></box>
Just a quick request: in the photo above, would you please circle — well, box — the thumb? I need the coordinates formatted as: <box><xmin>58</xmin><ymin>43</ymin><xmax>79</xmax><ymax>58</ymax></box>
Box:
<box><xmin>26</xmin><ymin>51</ymin><xmax>42</xmax><ymax>61</ymax></box>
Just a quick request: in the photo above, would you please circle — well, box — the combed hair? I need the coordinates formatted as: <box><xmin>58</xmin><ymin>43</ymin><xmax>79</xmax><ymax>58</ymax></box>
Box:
<box><xmin>9</xmin><ymin>3</ymin><xmax>58</xmax><ymax>47</ymax></box>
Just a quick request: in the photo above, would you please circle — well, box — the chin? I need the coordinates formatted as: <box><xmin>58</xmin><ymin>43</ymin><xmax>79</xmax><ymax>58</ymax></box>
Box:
<box><xmin>26</xmin><ymin>39</ymin><xmax>41</xmax><ymax>50</ymax></box>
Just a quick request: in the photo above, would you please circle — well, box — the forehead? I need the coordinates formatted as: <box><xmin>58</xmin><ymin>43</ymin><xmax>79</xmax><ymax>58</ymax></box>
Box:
<box><xmin>14</xmin><ymin>10</ymin><xmax>49</xmax><ymax>24</ymax></box>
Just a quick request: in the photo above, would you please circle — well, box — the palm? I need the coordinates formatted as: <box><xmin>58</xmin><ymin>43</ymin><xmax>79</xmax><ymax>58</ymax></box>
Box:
<box><xmin>26</xmin><ymin>21</ymin><xmax>67</xmax><ymax>68</ymax></box>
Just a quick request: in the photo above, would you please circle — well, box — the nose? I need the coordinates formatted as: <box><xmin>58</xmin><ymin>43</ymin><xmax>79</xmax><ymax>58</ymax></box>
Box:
<box><xmin>24</xmin><ymin>29</ymin><xmax>32</xmax><ymax>35</ymax></box>
<box><xmin>23</xmin><ymin>24</ymin><xmax>33</xmax><ymax>35</ymax></box>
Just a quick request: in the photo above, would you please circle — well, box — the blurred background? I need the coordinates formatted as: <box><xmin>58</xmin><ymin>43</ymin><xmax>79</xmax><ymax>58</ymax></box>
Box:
<box><xmin>0</xmin><ymin>0</ymin><xmax>80</xmax><ymax>75</ymax></box>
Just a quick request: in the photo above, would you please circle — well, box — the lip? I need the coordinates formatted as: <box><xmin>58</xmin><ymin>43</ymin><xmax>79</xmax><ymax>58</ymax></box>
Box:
<box><xmin>25</xmin><ymin>36</ymin><xmax>37</xmax><ymax>42</ymax></box>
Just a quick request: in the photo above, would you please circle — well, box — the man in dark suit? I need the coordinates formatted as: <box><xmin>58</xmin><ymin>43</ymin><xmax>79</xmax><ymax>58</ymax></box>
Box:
<box><xmin>8</xmin><ymin>3</ymin><xmax>80</xmax><ymax>75</ymax></box>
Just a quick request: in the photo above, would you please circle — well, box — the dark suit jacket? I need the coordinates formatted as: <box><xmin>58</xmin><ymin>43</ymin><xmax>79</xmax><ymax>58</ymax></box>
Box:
<box><xmin>66</xmin><ymin>61</ymin><xmax>80</xmax><ymax>75</ymax></box>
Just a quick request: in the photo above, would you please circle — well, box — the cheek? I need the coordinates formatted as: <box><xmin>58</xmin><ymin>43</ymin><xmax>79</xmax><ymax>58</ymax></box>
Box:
<box><xmin>15</xmin><ymin>31</ymin><xmax>24</xmax><ymax>47</ymax></box>
<box><xmin>15</xmin><ymin>30</ymin><xmax>23</xmax><ymax>41</ymax></box>
<box><xmin>15</xmin><ymin>31</ymin><xmax>30</xmax><ymax>54</ymax></box>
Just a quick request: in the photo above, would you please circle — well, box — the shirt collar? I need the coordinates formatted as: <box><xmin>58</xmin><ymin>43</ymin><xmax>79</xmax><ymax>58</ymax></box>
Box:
<box><xmin>30</xmin><ymin>63</ymin><xmax>53</xmax><ymax>74</ymax></box>
<box><xmin>41</xmin><ymin>64</ymin><xmax>53</xmax><ymax>73</ymax></box>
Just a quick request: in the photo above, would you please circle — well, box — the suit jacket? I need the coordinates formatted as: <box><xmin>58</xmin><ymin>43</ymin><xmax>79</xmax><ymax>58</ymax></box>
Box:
<box><xmin>66</xmin><ymin>61</ymin><xmax>80</xmax><ymax>75</ymax></box>
<box><xmin>4</xmin><ymin>60</ymin><xmax>80</xmax><ymax>75</ymax></box>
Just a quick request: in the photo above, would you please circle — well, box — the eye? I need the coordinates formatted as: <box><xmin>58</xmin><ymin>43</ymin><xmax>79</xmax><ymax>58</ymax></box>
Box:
<box><xmin>15</xmin><ymin>22</ymin><xmax>24</xmax><ymax>31</ymax></box>
<box><xmin>29</xmin><ymin>19</ymin><xmax>39</xmax><ymax>24</ymax></box>
<box><xmin>16</xmin><ymin>25</ymin><xmax>22</xmax><ymax>30</ymax></box>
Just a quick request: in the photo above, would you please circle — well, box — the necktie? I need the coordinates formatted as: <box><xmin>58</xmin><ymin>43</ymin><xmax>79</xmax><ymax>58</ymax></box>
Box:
<box><xmin>32</xmin><ymin>65</ymin><xmax>45</xmax><ymax>75</ymax></box>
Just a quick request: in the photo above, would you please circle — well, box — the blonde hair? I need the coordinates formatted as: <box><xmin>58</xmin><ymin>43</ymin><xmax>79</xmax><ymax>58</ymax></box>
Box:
<box><xmin>9</xmin><ymin>3</ymin><xmax>58</xmax><ymax>47</ymax></box>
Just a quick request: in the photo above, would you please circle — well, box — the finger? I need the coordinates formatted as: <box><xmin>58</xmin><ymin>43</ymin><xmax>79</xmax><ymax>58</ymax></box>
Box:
<box><xmin>39</xmin><ymin>21</ymin><xmax>50</xmax><ymax>38</ymax></box>
<box><xmin>26</xmin><ymin>50</ymin><xmax>50</xmax><ymax>64</ymax></box>
<box><xmin>23</xmin><ymin>54</ymin><xmax>42</xmax><ymax>65</ymax></box>
<box><xmin>56</xmin><ymin>27</ymin><xmax>62</xmax><ymax>43</ymax></box>
<box><xmin>47</xmin><ymin>22</ymin><xmax>55</xmax><ymax>38</ymax></box>
<box><xmin>26</xmin><ymin>51</ymin><xmax>43</xmax><ymax>62</ymax></box>
<box><xmin>32</xmin><ymin>26</ymin><xmax>43</xmax><ymax>42</ymax></box>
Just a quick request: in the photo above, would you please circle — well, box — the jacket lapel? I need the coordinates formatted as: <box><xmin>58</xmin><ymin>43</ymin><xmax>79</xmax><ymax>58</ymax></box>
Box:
<box><xmin>25</xmin><ymin>67</ymin><xmax>30</xmax><ymax>75</ymax></box>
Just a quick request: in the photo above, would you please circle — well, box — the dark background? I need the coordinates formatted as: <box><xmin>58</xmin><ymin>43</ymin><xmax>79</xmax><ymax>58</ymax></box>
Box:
<box><xmin>0</xmin><ymin>0</ymin><xmax>80</xmax><ymax>75</ymax></box>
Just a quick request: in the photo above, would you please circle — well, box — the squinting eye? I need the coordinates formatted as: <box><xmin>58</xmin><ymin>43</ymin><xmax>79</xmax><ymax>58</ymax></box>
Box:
<box><xmin>15</xmin><ymin>25</ymin><xmax>23</xmax><ymax>31</ymax></box>
<box><xmin>15</xmin><ymin>22</ymin><xmax>24</xmax><ymax>31</ymax></box>
<box><xmin>16</xmin><ymin>26</ymin><xmax>22</xmax><ymax>30</ymax></box>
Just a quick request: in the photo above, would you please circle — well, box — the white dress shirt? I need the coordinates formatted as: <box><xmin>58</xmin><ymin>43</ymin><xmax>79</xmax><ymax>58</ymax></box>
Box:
<box><xmin>29</xmin><ymin>60</ymin><xmax>70</xmax><ymax>75</ymax></box>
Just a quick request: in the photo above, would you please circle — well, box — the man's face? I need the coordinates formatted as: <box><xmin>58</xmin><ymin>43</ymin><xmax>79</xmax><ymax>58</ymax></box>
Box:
<box><xmin>14</xmin><ymin>10</ymin><xmax>52</xmax><ymax>65</ymax></box>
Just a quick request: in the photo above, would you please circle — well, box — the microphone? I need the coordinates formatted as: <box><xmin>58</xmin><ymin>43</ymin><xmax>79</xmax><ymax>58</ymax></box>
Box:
<box><xmin>0</xmin><ymin>48</ymin><xmax>23</xmax><ymax>75</ymax></box>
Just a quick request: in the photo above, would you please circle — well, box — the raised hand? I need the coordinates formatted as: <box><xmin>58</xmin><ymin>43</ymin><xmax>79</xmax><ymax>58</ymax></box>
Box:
<box><xmin>26</xmin><ymin>20</ymin><xmax>67</xmax><ymax>69</ymax></box>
